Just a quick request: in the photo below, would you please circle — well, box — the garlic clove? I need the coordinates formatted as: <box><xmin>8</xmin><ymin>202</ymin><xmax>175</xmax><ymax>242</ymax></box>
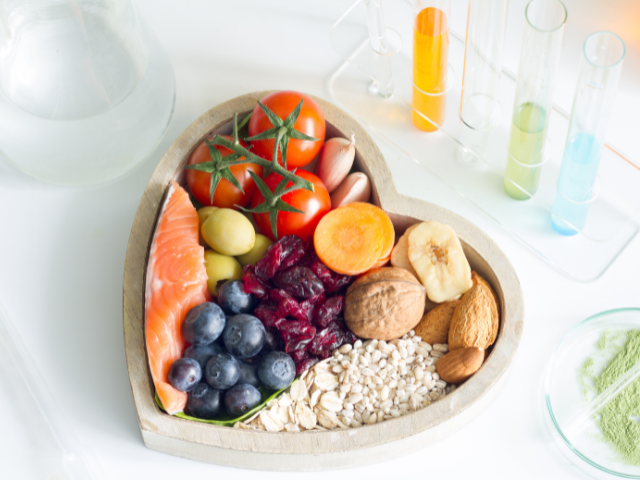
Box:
<box><xmin>330</xmin><ymin>172</ymin><xmax>371</xmax><ymax>209</ymax></box>
<box><xmin>315</xmin><ymin>134</ymin><xmax>356</xmax><ymax>193</ymax></box>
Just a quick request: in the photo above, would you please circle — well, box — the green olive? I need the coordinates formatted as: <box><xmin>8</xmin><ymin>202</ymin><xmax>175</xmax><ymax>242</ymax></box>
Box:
<box><xmin>201</xmin><ymin>208</ymin><xmax>255</xmax><ymax>256</ymax></box>
<box><xmin>204</xmin><ymin>250</ymin><xmax>243</xmax><ymax>296</ymax></box>
<box><xmin>197</xmin><ymin>207</ymin><xmax>218</xmax><ymax>246</ymax></box>
<box><xmin>236</xmin><ymin>233</ymin><xmax>273</xmax><ymax>267</ymax></box>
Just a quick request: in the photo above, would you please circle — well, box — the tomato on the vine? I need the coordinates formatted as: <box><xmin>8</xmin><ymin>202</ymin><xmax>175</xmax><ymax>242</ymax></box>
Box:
<box><xmin>248</xmin><ymin>91</ymin><xmax>325</xmax><ymax>168</ymax></box>
<box><xmin>186</xmin><ymin>135</ymin><xmax>262</xmax><ymax>209</ymax></box>
<box><xmin>251</xmin><ymin>170</ymin><xmax>330</xmax><ymax>241</ymax></box>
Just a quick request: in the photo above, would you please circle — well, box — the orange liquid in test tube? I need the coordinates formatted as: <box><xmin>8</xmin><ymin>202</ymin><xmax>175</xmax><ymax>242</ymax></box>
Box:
<box><xmin>412</xmin><ymin>7</ymin><xmax>449</xmax><ymax>131</ymax></box>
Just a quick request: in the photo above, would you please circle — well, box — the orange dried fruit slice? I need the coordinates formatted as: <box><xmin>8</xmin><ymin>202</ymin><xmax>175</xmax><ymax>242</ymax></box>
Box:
<box><xmin>341</xmin><ymin>202</ymin><xmax>395</xmax><ymax>262</ymax></box>
<box><xmin>314</xmin><ymin>207</ymin><xmax>383</xmax><ymax>275</ymax></box>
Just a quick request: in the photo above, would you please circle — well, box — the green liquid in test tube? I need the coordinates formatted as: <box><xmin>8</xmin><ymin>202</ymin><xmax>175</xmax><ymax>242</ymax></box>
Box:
<box><xmin>503</xmin><ymin>0</ymin><xmax>566</xmax><ymax>200</ymax></box>
<box><xmin>504</xmin><ymin>102</ymin><xmax>546</xmax><ymax>200</ymax></box>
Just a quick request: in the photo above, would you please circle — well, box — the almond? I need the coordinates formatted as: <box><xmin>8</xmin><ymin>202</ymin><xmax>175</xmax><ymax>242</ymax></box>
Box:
<box><xmin>436</xmin><ymin>347</ymin><xmax>484</xmax><ymax>384</ymax></box>
<box><xmin>414</xmin><ymin>300</ymin><xmax>460</xmax><ymax>345</ymax></box>
<box><xmin>471</xmin><ymin>271</ymin><xmax>500</xmax><ymax>319</ymax></box>
<box><xmin>448</xmin><ymin>282</ymin><xmax>499</xmax><ymax>351</ymax></box>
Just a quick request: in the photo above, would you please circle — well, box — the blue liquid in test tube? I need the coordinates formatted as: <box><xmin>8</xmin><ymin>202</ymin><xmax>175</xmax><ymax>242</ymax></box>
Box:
<box><xmin>550</xmin><ymin>31</ymin><xmax>625</xmax><ymax>236</ymax></box>
<box><xmin>551</xmin><ymin>133</ymin><xmax>601</xmax><ymax>235</ymax></box>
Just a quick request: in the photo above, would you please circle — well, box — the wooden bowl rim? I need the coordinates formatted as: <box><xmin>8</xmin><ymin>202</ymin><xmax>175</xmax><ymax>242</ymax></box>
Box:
<box><xmin>123</xmin><ymin>91</ymin><xmax>524</xmax><ymax>455</ymax></box>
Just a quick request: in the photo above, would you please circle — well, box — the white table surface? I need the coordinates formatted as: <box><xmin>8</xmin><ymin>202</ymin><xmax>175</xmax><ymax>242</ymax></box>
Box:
<box><xmin>1</xmin><ymin>1</ymin><xmax>639</xmax><ymax>479</ymax></box>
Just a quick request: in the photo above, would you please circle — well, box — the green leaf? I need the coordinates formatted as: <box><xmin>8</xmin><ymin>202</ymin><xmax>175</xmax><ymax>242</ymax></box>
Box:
<box><xmin>275</xmin><ymin>198</ymin><xmax>305</xmax><ymax>214</ymax></box>
<box><xmin>220</xmin><ymin>167</ymin><xmax>244</xmax><ymax>194</ymax></box>
<box><xmin>269</xmin><ymin>208</ymin><xmax>279</xmax><ymax>240</ymax></box>
<box><xmin>248</xmin><ymin>170</ymin><xmax>273</xmax><ymax>200</ymax></box>
<box><xmin>237</xmin><ymin>111</ymin><xmax>252</xmax><ymax>131</ymax></box>
<box><xmin>257</xmin><ymin>101</ymin><xmax>284</xmax><ymax>128</ymax></box>
<box><xmin>288</xmin><ymin>129</ymin><xmax>319</xmax><ymax>141</ymax></box>
<box><xmin>245</xmin><ymin>126</ymin><xmax>280</xmax><ymax>141</ymax></box>
<box><xmin>283</xmin><ymin>99</ymin><xmax>304</xmax><ymax>129</ymax></box>
<box><xmin>208</xmin><ymin>171</ymin><xmax>222</xmax><ymax>204</ymax></box>
<box><xmin>154</xmin><ymin>386</ymin><xmax>287</xmax><ymax>427</ymax></box>
<box><xmin>238</xmin><ymin>202</ymin><xmax>270</xmax><ymax>214</ymax></box>
<box><xmin>280</xmin><ymin>135</ymin><xmax>289</xmax><ymax>169</ymax></box>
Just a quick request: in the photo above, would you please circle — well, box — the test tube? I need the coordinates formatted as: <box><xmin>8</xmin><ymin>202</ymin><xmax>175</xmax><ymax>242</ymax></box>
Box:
<box><xmin>365</xmin><ymin>0</ymin><xmax>394</xmax><ymax>99</ymax></box>
<box><xmin>551</xmin><ymin>32</ymin><xmax>625</xmax><ymax>235</ymax></box>
<box><xmin>411</xmin><ymin>0</ymin><xmax>450</xmax><ymax>132</ymax></box>
<box><xmin>458</xmin><ymin>0</ymin><xmax>509</xmax><ymax>166</ymax></box>
<box><xmin>503</xmin><ymin>0</ymin><xmax>567</xmax><ymax>200</ymax></box>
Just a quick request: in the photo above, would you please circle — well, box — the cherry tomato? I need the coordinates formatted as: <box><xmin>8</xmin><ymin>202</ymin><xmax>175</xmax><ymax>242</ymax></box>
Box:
<box><xmin>186</xmin><ymin>135</ymin><xmax>262</xmax><ymax>209</ymax></box>
<box><xmin>251</xmin><ymin>170</ymin><xmax>331</xmax><ymax>241</ymax></box>
<box><xmin>248</xmin><ymin>91</ymin><xmax>325</xmax><ymax>168</ymax></box>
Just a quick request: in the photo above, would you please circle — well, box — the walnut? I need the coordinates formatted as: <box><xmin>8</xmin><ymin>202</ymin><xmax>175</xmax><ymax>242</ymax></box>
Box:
<box><xmin>344</xmin><ymin>267</ymin><xmax>426</xmax><ymax>341</ymax></box>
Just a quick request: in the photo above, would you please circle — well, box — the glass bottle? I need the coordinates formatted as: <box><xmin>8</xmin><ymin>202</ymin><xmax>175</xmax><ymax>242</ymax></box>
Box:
<box><xmin>0</xmin><ymin>0</ymin><xmax>175</xmax><ymax>185</ymax></box>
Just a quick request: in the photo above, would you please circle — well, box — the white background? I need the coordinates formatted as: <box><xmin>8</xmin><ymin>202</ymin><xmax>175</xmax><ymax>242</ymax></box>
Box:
<box><xmin>1</xmin><ymin>0</ymin><xmax>639</xmax><ymax>479</ymax></box>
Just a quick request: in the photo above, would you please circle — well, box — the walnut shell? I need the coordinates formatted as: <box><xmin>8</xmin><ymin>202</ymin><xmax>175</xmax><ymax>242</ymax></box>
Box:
<box><xmin>344</xmin><ymin>267</ymin><xmax>426</xmax><ymax>341</ymax></box>
<box><xmin>448</xmin><ymin>282</ymin><xmax>499</xmax><ymax>351</ymax></box>
<box><xmin>414</xmin><ymin>300</ymin><xmax>460</xmax><ymax>345</ymax></box>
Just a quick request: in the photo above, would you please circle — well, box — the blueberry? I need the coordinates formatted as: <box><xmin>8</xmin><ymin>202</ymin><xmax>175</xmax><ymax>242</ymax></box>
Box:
<box><xmin>224</xmin><ymin>384</ymin><xmax>262</xmax><ymax>417</ymax></box>
<box><xmin>167</xmin><ymin>358</ymin><xmax>201</xmax><ymax>392</ymax></box>
<box><xmin>223</xmin><ymin>314</ymin><xmax>266</xmax><ymax>359</ymax></box>
<box><xmin>205</xmin><ymin>352</ymin><xmax>239</xmax><ymax>390</ymax></box>
<box><xmin>185</xmin><ymin>383</ymin><xmax>223</xmax><ymax>419</ymax></box>
<box><xmin>182</xmin><ymin>302</ymin><xmax>226</xmax><ymax>346</ymax></box>
<box><xmin>218</xmin><ymin>281</ymin><xmax>258</xmax><ymax>315</ymax></box>
<box><xmin>236</xmin><ymin>360</ymin><xmax>261</xmax><ymax>388</ymax></box>
<box><xmin>257</xmin><ymin>351</ymin><xmax>295</xmax><ymax>390</ymax></box>
<box><xmin>184</xmin><ymin>343</ymin><xmax>222</xmax><ymax>371</ymax></box>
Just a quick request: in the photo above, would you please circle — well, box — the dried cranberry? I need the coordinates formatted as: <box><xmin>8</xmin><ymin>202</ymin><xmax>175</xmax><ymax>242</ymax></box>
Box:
<box><xmin>298</xmin><ymin>240</ymin><xmax>320</xmax><ymax>268</ymax></box>
<box><xmin>272</xmin><ymin>266</ymin><xmax>324</xmax><ymax>299</ymax></box>
<box><xmin>343</xmin><ymin>328</ymin><xmax>358</xmax><ymax>346</ymax></box>
<box><xmin>310</xmin><ymin>261</ymin><xmax>332</xmax><ymax>286</ymax></box>
<box><xmin>242</xmin><ymin>265</ymin><xmax>269</xmax><ymax>299</ymax></box>
<box><xmin>289</xmin><ymin>348</ymin><xmax>309</xmax><ymax>363</ymax></box>
<box><xmin>254</xmin><ymin>235</ymin><xmax>306</xmax><ymax>280</ymax></box>
<box><xmin>325</xmin><ymin>273</ymin><xmax>353</xmax><ymax>294</ymax></box>
<box><xmin>269</xmin><ymin>289</ymin><xmax>298</xmax><ymax>318</ymax></box>
<box><xmin>309</xmin><ymin>261</ymin><xmax>353</xmax><ymax>294</ymax></box>
<box><xmin>295</xmin><ymin>357</ymin><xmax>319</xmax><ymax>376</ymax></box>
<box><xmin>275</xmin><ymin>235</ymin><xmax>306</xmax><ymax>270</ymax></box>
<box><xmin>253</xmin><ymin>302</ymin><xmax>284</xmax><ymax>328</ymax></box>
<box><xmin>278</xmin><ymin>320</ymin><xmax>316</xmax><ymax>352</ymax></box>
<box><xmin>307</xmin><ymin>322</ymin><xmax>345</xmax><ymax>359</ymax></box>
<box><xmin>263</xmin><ymin>327</ymin><xmax>283</xmax><ymax>351</ymax></box>
<box><xmin>291</xmin><ymin>292</ymin><xmax>325</xmax><ymax>323</ymax></box>
<box><xmin>313</xmin><ymin>296</ymin><xmax>344</xmax><ymax>329</ymax></box>
<box><xmin>255</xmin><ymin>242</ymin><xmax>283</xmax><ymax>280</ymax></box>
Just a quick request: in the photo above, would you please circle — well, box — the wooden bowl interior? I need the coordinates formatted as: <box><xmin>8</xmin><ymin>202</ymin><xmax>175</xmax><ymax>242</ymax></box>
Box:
<box><xmin>162</xmin><ymin>113</ymin><xmax>504</xmax><ymax>405</ymax></box>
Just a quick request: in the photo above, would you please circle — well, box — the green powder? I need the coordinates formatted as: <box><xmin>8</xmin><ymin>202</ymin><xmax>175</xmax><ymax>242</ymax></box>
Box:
<box><xmin>584</xmin><ymin>330</ymin><xmax>640</xmax><ymax>465</ymax></box>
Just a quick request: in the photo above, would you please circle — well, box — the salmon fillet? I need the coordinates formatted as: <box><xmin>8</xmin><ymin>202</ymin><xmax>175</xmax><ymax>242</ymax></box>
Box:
<box><xmin>145</xmin><ymin>181</ymin><xmax>209</xmax><ymax>414</ymax></box>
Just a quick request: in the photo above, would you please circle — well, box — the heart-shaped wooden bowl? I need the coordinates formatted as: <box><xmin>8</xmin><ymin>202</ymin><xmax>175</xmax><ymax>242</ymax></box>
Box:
<box><xmin>123</xmin><ymin>91</ymin><xmax>524</xmax><ymax>471</ymax></box>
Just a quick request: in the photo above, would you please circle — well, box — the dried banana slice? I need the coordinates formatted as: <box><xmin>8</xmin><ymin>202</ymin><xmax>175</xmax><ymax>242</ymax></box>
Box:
<box><xmin>390</xmin><ymin>224</ymin><xmax>419</xmax><ymax>278</ymax></box>
<box><xmin>407</xmin><ymin>221</ymin><xmax>472</xmax><ymax>303</ymax></box>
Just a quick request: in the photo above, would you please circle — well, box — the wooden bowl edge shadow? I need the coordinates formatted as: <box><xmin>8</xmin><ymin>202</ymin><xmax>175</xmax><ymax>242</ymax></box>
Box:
<box><xmin>122</xmin><ymin>91</ymin><xmax>524</xmax><ymax>457</ymax></box>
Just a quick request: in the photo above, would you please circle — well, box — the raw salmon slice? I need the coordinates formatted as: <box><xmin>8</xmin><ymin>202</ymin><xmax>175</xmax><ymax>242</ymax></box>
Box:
<box><xmin>145</xmin><ymin>181</ymin><xmax>209</xmax><ymax>415</ymax></box>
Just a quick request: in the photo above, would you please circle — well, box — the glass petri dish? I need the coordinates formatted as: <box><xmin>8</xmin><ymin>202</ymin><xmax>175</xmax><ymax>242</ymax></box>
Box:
<box><xmin>544</xmin><ymin>308</ymin><xmax>640</xmax><ymax>479</ymax></box>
